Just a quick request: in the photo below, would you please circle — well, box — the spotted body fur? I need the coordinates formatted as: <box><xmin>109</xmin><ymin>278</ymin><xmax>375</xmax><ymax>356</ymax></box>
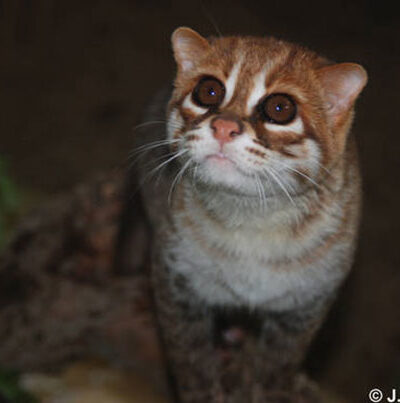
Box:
<box><xmin>135</xmin><ymin>28</ymin><xmax>367</xmax><ymax>403</ymax></box>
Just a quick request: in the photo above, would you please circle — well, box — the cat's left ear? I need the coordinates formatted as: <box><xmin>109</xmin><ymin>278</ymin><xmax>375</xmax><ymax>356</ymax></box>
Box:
<box><xmin>317</xmin><ymin>63</ymin><xmax>368</xmax><ymax>125</ymax></box>
<box><xmin>171</xmin><ymin>27</ymin><xmax>210</xmax><ymax>72</ymax></box>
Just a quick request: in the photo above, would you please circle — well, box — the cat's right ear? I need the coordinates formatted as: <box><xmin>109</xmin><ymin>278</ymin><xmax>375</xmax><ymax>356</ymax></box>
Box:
<box><xmin>171</xmin><ymin>27</ymin><xmax>210</xmax><ymax>72</ymax></box>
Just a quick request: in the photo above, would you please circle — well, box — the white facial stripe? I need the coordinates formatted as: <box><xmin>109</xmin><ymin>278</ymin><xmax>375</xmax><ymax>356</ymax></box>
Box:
<box><xmin>182</xmin><ymin>93</ymin><xmax>207</xmax><ymax>115</ymax></box>
<box><xmin>304</xmin><ymin>139</ymin><xmax>322</xmax><ymax>175</ymax></box>
<box><xmin>264</xmin><ymin>117</ymin><xmax>304</xmax><ymax>135</ymax></box>
<box><xmin>222</xmin><ymin>58</ymin><xmax>244</xmax><ymax>107</ymax></box>
<box><xmin>246</xmin><ymin>68</ymin><xmax>268</xmax><ymax>115</ymax></box>
<box><xmin>167</xmin><ymin>107</ymin><xmax>184</xmax><ymax>139</ymax></box>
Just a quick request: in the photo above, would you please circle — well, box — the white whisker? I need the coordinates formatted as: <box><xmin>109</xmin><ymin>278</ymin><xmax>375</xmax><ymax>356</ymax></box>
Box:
<box><xmin>132</xmin><ymin>120</ymin><xmax>165</xmax><ymax>132</ymax></box>
<box><xmin>269</xmin><ymin>158</ymin><xmax>322</xmax><ymax>190</ymax></box>
<box><xmin>253</xmin><ymin>173</ymin><xmax>266</xmax><ymax>211</ymax></box>
<box><xmin>259</xmin><ymin>174</ymin><xmax>267</xmax><ymax>211</ymax></box>
<box><xmin>200</xmin><ymin>1</ymin><xmax>223</xmax><ymax>38</ymax></box>
<box><xmin>129</xmin><ymin>138</ymin><xmax>180</xmax><ymax>157</ymax></box>
<box><xmin>128</xmin><ymin>138</ymin><xmax>181</xmax><ymax>167</ymax></box>
<box><xmin>168</xmin><ymin>158</ymin><xmax>193</xmax><ymax>204</ymax></box>
<box><xmin>140</xmin><ymin>149</ymin><xmax>181</xmax><ymax>173</ymax></box>
<box><xmin>141</xmin><ymin>149</ymin><xmax>188</xmax><ymax>184</ymax></box>
<box><xmin>264</xmin><ymin>168</ymin><xmax>276</xmax><ymax>199</ymax></box>
<box><xmin>314</xmin><ymin>160</ymin><xmax>332</xmax><ymax>177</ymax></box>
<box><xmin>265</xmin><ymin>166</ymin><xmax>296</xmax><ymax>207</ymax></box>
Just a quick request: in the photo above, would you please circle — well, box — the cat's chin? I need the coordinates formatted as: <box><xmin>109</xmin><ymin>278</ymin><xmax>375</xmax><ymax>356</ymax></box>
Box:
<box><xmin>194</xmin><ymin>157</ymin><xmax>257</xmax><ymax>196</ymax></box>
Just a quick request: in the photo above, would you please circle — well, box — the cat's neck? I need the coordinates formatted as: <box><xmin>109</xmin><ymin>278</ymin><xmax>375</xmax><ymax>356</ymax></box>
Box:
<box><xmin>180</xmin><ymin>178</ymin><xmax>316</xmax><ymax>230</ymax></box>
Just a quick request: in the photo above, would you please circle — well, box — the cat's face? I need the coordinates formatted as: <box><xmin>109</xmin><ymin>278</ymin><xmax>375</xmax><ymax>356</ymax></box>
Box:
<box><xmin>167</xmin><ymin>28</ymin><xmax>367</xmax><ymax>197</ymax></box>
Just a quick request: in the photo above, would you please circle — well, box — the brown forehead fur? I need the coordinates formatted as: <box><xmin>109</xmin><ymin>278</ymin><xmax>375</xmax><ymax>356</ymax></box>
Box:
<box><xmin>170</xmin><ymin>35</ymin><xmax>352</xmax><ymax>166</ymax></box>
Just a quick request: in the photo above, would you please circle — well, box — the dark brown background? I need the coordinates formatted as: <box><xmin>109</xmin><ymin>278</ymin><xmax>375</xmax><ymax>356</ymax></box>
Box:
<box><xmin>0</xmin><ymin>0</ymin><xmax>399</xmax><ymax>401</ymax></box>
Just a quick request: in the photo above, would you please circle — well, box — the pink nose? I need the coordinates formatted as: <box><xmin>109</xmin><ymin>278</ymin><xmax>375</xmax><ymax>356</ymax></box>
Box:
<box><xmin>211</xmin><ymin>118</ymin><xmax>241</xmax><ymax>145</ymax></box>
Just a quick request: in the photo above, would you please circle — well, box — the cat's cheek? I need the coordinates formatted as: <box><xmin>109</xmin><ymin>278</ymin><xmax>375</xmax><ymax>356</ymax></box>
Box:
<box><xmin>267</xmin><ymin>139</ymin><xmax>322</xmax><ymax>192</ymax></box>
<box><xmin>305</xmin><ymin>139</ymin><xmax>323</xmax><ymax>174</ymax></box>
<box><xmin>167</xmin><ymin>108</ymin><xmax>184</xmax><ymax>139</ymax></box>
<box><xmin>289</xmin><ymin>139</ymin><xmax>323</xmax><ymax>181</ymax></box>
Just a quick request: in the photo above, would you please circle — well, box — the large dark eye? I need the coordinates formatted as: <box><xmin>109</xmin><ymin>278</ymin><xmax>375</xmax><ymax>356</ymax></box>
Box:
<box><xmin>259</xmin><ymin>93</ymin><xmax>297</xmax><ymax>125</ymax></box>
<box><xmin>192</xmin><ymin>76</ymin><xmax>225</xmax><ymax>108</ymax></box>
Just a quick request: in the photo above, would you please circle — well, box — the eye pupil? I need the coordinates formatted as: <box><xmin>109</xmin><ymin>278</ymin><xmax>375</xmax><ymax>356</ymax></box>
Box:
<box><xmin>260</xmin><ymin>93</ymin><xmax>296</xmax><ymax>125</ymax></box>
<box><xmin>192</xmin><ymin>76</ymin><xmax>225</xmax><ymax>108</ymax></box>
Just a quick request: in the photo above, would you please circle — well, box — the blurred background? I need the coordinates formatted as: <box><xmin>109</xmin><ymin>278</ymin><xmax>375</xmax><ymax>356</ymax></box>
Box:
<box><xmin>0</xmin><ymin>0</ymin><xmax>399</xmax><ymax>402</ymax></box>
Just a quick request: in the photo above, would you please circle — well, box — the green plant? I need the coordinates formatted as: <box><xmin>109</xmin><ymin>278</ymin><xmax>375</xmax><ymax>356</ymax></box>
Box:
<box><xmin>0</xmin><ymin>368</ymin><xmax>38</xmax><ymax>403</ymax></box>
<box><xmin>0</xmin><ymin>159</ymin><xmax>38</xmax><ymax>400</ymax></box>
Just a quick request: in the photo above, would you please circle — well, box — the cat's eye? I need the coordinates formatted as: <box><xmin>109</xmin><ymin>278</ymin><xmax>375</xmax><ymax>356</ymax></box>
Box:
<box><xmin>259</xmin><ymin>93</ymin><xmax>297</xmax><ymax>125</ymax></box>
<box><xmin>192</xmin><ymin>76</ymin><xmax>225</xmax><ymax>108</ymax></box>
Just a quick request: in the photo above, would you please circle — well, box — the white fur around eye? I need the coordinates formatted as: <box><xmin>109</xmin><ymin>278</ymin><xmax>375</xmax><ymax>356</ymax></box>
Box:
<box><xmin>183</xmin><ymin>93</ymin><xmax>207</xmax><ymax>115</ymax></box>
<box><xmin>264</xmin><ymin>117</ymin><xmax>304</xmax><ymax>134</ymax></box>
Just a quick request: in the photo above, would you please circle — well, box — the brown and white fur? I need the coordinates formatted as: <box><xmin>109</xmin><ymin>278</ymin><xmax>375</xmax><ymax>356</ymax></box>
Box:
<box><xmin>135</xmin><ymin>28</ymin><xmax>367</xmax><ymax>403</ymax></box>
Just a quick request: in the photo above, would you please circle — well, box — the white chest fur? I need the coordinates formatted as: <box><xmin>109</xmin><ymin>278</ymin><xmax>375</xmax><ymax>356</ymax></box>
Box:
<box><xmin>164</xmin><ymin>187</ymin><xmax>351</xmax><ymax>311</ymax></box>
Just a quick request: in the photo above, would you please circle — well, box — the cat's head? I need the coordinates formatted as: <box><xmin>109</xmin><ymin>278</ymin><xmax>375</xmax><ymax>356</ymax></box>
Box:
<box><xmin>167</xmin><ymin>27</ymin><xmax>367</xmax><ymax>197</ymax></box>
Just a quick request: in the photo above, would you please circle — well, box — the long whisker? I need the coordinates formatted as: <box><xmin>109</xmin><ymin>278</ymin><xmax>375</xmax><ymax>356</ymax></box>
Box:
<box><xmin>139</xmin><ymin>149</ymin><xmax>181</xmax><ymax>172</ymax></box>
<box><xmin>129</xmin><ymin>138</ymin><xmax>180</xmax><ymax>158</ymax></box>
<box><xmin>314</xmin><ymin>160</ymin><xmax>332</xmax><ymax>177</ymax></box>
<box><xmin>270</xmin><ymin>165</ymin><xmax>297</xmax><ymax>194</ymax></box>
<box><xmin>199</xmin><ymin>0</ymin><xmax>223</xmax><ymax>38</ymax></box>
<box><xmin>193</xmin><ymin>163</ymin><xmax>199</xmax><ymax>181</ymax></box>
<box><xmin>264</xmin><ymin>168</ymin><xmax>276</xmax><ymax>199</ymax></box>
<box><xmin>128</xmin><ymin>139</ymin><xmax>181</xmax><ymax>167</ymax></box>
<box><xmin>252</xmin><ymin>173</ymin><xmax>261</xmax><ymax>208</ymax></box>
<box><xmin>259</xmin><ymin>173</ymin><xmax>269</xmax><ymax>211</ymax></box>
<box><xmin>140</xmin><ymin>149</ymin><xmax>188</xmax><ymax>184</ymax></box>
<box><xmin>168</xmin><ymin>158</ymin><xmax>193</xmax><ymax>204</ymax></box>
<box><xmin>131</xmin><ymin>120</ymin><xmax>166</xmax><ymax>132</ymax></box>
<box><xmin>259</xmin><ymin>174</ymin><xmax>267</xmax><ymax>211</ymax></box>
<box><xmin>190</xmin><ymin>163</ymin><xmax>201</xmax><ymax>193</ymax></box>
<box><xmin>269</xmin><ymin>158</ymin><xmax>323</xmax><ymax>190</ymax></box>
<box><xmin>265</xmin><ymin>166</ymin><xmax>296</xmax><ymax>207</ymax></box>
<box><xmin>253</xmin><ymin>173</ymin><xmax>265</xmax><ymax>211</ymax></box>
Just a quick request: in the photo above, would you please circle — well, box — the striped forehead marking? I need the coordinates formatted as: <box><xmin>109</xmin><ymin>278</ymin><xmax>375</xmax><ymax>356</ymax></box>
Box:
<box><xmin>222</xmin><ymin>57</ymin><xmax>244</xmax><ymax>107</ymax></box>
<box><xmin>246</xmin><ymin>68</ymin><xmax>268</xmax><ymax>115</ymax></box>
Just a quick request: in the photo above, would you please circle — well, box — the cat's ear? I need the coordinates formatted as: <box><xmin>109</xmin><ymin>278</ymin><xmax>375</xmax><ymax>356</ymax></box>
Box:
<box><xmin>171</xmin><ymin>27</ymin><xmax>210</xmax><ymax>72</ymax></box>
<box><xmin>317</xmin><ymin>63</ymin><xmax>367</xmax><ymax>125</ymax></box>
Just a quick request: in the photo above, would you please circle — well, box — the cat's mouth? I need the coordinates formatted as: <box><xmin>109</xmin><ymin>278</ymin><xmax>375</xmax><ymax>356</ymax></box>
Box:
<box><xmin>202</xmin><ymin>152</ymin><xmax>255</xmax><ymax>180</ymax></box>
<box><xmin>205</xmin><ymin>152</ymin><xmax>236</xmax><ymax>165</ymax></box>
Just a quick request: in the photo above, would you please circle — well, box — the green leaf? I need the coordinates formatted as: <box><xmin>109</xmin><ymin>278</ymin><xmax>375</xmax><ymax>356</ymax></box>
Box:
<box><xmin>0</xmin><ymin>368</ymin><xmax>38</xmax><ymax>403</ymax></box>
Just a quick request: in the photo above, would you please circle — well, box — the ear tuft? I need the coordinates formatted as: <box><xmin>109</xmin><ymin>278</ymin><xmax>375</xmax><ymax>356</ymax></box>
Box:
<box><xmin>317</xmin><ymin>63</ymin><xmax>368</xmax><ymax>123</ymax></box>
<box><xmin>171</xmin><ymin>27</ymin><xmax>210</xmax><ymax>72</ymax></box>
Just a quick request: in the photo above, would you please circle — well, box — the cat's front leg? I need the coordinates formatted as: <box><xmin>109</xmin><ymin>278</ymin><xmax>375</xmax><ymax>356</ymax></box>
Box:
<box><xmin>217</xmin><ymin>299</ymin><xmax>331</xmax><ymax>403</ymax></box>
<box><xmin>152</xmin><ymin>260</ymin><xmax>220</xmax><ymax>403</ymax></box>
<box><xmin>253</xmin><ymin>301</ymin><xmax>331</xmax><ymax>402</ymax></box>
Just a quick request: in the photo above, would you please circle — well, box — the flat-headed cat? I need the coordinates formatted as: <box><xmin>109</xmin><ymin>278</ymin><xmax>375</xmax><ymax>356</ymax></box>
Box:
<box><xmin>134</xmin><ymin>27</ymin><xmax>367</xmax><ymax>402</ymax></box>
